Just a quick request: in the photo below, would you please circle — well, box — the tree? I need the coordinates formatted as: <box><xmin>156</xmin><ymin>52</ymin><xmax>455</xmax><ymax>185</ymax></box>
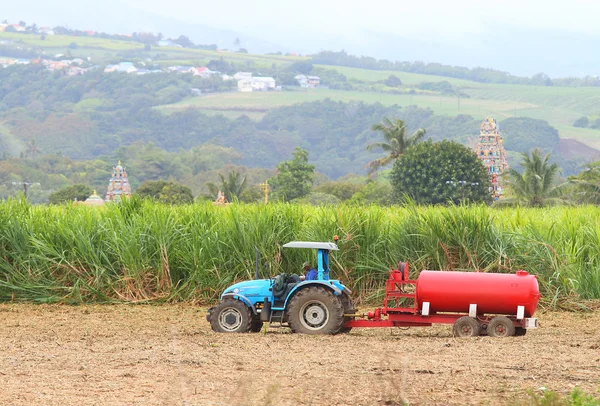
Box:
<box><xmin>233</xmin><ymin>37</ymin><xmax>241</xmax><ymax>50</ymax></box>
<box><xmin>573</xmin><ymin>116</ymin><xmax>589</xmax><ymax>128</ymax></box>
<box><xmin>288</xmin><ymin>61</ymin><xmax>313</xmax><ymax>75</ymax></box>
<box><xmin>135</xmin><ymin>180</ymin><xmax>170</xmax><ymax>200</ymax></box>
<box><xmin>173</xmin><ymin>35</ymin><xmax>194</xmax><ymax>48</ymax></box>
<box><xmin>366</xmin><ymin>117</ymin><xmax>426</xmax><ymax>175</ymax></box>
<box><xmin>159</xmin><ymin>183</ymin><xmax>194</xmax><ymax>204</ymax></box>
<box><xmin>206</xmin><ymin>171</ymin><xmax>247</xmax><ymax>201</ymax></box>
<box><xmin>24</xmin><ymin>139</ymin><xmax>41</xmax><ymax>158</ymax></box>
<box><xmin>500</xmin><ymin>117</ymin><xmax>559</xmax><ymax>153</ymax></box>
<box><xmin>269</xmin><ymin>148</ymin><xmax>315</xmax><ymax>201</ymax></box>
<box><xmin>567</xmin><ymin>161</ymin><xmax>600</xmax><ymax>204</ymax></box>
<box><xmin>384</xmin><ymin>75</ymin><xmax>402</xmax><ymax>87</ymax></box>
<box><xmin>499</xmin><ymin>149</ymin><xmax>567</xmax><ymax>207</ymax></box>
<box><xmin>48</xmin><ymin>184</ymin><xmax>93</xmax><ymax>204</ymax></box>
<box><xmin>390</xmin><ymin>140</ymin><xmax>492</xmax><ymax>205</ymax></box>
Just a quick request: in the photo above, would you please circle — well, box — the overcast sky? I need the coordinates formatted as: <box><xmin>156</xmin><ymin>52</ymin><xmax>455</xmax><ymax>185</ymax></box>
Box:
<box><xmin>3</xmin><ymin>0</ymin><xmax>600</xmax><ymax>76</ymax></box>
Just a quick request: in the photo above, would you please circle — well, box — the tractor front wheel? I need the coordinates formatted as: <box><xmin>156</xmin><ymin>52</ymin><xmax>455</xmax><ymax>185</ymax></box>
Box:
<box><xmin>287</xmin><ymin>287</ymin><xmax>344</xmax><ymax>335</ymax></box>
<box><xmin>210</xmin><ymin>299</ymin><xmax>252</xmax><ymax>333</ymax></box>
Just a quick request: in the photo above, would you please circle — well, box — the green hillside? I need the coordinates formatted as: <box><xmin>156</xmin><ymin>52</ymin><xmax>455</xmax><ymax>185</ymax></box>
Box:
<box><xmin>2</xmin><ymin>29</ymin><xmax>600</xmax><ymax>201</ymax></box>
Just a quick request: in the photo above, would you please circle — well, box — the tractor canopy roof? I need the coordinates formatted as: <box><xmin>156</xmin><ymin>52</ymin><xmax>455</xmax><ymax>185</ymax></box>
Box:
<box><xmin>282</xmin><ymin>241</ymin><xmax>339</xmax><ymax>251</ymax></box>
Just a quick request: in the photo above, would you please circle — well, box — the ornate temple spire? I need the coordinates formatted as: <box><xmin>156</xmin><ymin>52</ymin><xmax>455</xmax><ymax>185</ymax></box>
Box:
<box><xmin>476</xmin><ymin>118</ymin><xmax>508</xmax><ymax>200</ymax></box>
<box><xmin>105</xmin><ymin>161</ymin><xmax>132</xmax><ymax>202</ymax></box>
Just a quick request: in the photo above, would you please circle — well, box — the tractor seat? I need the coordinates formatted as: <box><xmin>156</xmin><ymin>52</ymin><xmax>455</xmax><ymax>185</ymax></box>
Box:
<box><xmin>273</xmin><ymin>274</ymin><xmax>300</xmax><ymax>298</ymax></box>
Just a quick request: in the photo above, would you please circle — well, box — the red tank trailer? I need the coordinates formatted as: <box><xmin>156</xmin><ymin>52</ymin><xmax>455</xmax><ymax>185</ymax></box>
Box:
<box><xmin>345</xmin><ymin>263</ymin><xmax>540</xmax><ymax>337</ymax></box>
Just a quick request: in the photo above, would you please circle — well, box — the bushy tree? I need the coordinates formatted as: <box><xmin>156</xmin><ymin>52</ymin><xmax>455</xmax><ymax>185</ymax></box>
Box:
<box><xmin>269</xmin><ymin>148</ymin><xmax>315</xmax><ymax>201</ymax></box>
<box><xmin>288</xmin><ymin>61</ymin><xmax>314</xmax><ymax>75</ymax></box>
<box><xmin>158</xmin><ymin>183</ymin><xmax>194</xmax><ymax>204</ymax></box>
<box><xmin>390</xmin><ymin>140</ymin><xmax>491</xmax><ymax>205</ymax></box>
<box><xmin>134</xmin><ymin>180</ymin><xmax>170</xmax><ymax>200</ymax></box>
<box><xmin>384</xmin><ymin>75</ymin><xmax>402</xmax><ymax>87</ymax></box>
<box><xmin>573</xmin><ymin>116</ymin><xmax>589</xmax><ymax>128</ymax></box>
<box><xmin>48</xmin><ymin>184</ymin><xmax>93</xmax><ymax>204</ymax></box>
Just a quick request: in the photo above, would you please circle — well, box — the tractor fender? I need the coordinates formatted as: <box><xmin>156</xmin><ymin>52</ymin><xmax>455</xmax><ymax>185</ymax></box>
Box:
<box><xmin>283</xmin><ymin>281</ymin><xmax>343</xmax><ymax>309</ymax></box>
<box><xmin>221</xmin><ymin>293</ymin><xmax>258</xmax><ymax>315</ymax></box>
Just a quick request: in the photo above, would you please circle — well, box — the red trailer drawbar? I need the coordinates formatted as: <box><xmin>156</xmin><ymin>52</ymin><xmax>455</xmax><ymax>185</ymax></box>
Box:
<box><xmin>345</xmin><ymin>263</ymin><xmax>540</xmax><ymax>337</ymax></box>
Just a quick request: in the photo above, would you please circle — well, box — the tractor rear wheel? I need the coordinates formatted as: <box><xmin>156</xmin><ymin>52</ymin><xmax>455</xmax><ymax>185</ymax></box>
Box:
<box><xmin>210</xmin><ymin>299</ymin><xmax>252</xmax><ymax>333</ymax></box>
<box><xmin>488</xmin><ymin>316</ymin><xmax>516</xmax><ymax>337</ymax></box>
<box><xmin>453</xmin><ymin>316</ymin><xmax>480</xmax><ymax>337</ymax></box>
<box><xmin>287</xmin><ymin>287</ymin><xmax>344</xmax><ymax>335</ymax></box>
<box><xmin>337</xmin><ymin>293</ymin><xmax>356</xmax><ymax>334</ymax></box>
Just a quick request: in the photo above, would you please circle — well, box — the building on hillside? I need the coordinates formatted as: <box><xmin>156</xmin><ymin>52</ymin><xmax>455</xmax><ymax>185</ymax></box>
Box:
<box><xmin>67</xmin><ymin>66</ymin><xmax>86</xmax><ymax>76</ymax></box>
<box><xmin>105</xmin><ymin>161</ymin><xmax>132</xmax><ymax>202</ymax></box>
<box><xmin>238</xmin><ymin>76</ymin><xmax>276</xmax><ymax>92</ymax></box>
<box><xmin>295</xmin><ymin>74</ymin><xmax>321</xmax><ymax>88</ymax></box>
<box><xmin>104</xmin><ymin>62</ymin><xmax>138</xmax><ymax>73</ymax></box>
<box><xmin>476</xmin><ymin>117</ymin><xmax>508</xmax><ymax>199</ymax></box>
<box><xmin>39</xmin><ymin>26</ymin><xmax>54</xmax><ymax>35</ymax></box>
<box><xmin>193</xmin><ymin>67</ymin><xmax>217</xmax><ymax>77</ymax></box>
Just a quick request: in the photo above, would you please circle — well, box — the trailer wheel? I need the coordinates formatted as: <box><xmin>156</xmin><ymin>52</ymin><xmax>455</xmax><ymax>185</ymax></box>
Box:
<box><xmin>287</xmin><ymin>287</ymin><xmax>344</xmax><ymax>335</ymax></box>
<box><xmin>210</xmin><ymin>299</ymin><xmax>252</xmax><ymax>333</ymax></box>
<box><xmin>337</xmin><ymin>293</ymin><xmax>355</xmax><ymax>334</ymax></box>
<box><xmin>453</xmin><ymin>316</ymin><xmax>480</xmax><ymax>337</ymax></box>
<box><xmin>514</xmin><ymin>327</ymin><xmax>527</xmax><ymax>336</ymax></box>
<box><xmin>488</xmin><ymin>316</ymin><xmax>516</xmax><ymax>337</ymax></box>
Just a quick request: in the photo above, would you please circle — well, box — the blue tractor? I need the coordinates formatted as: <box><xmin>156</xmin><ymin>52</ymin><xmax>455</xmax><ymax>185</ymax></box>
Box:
<box><xmin>206</xmin><ymin>241</ymin><xmax>355</xmax><ymax>335</ymax></box>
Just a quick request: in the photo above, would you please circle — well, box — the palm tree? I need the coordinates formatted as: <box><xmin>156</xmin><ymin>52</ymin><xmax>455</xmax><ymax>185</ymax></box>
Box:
<box><xmin>24</xmin><ymin>139</ymin><xmax>41</xmax><ymax>159</ymax></box>
<box><xmin>365</xmin><ymin>118</ymin><xmax>426</xmax><ymax>175</ymax></box>
<box><xmin>566</xmin><ymin>162</ymin><xmax>600</xmax><ymax>204</ymax></box>
<box><xmin>207</xmin><ymin>171</ymin><xmax>247</xmax><ymax>201</ymax></box>
<box><xmin>498</xmin><ymin>149</ymin><xmax>568</xmax><ymax>207</ymax></box>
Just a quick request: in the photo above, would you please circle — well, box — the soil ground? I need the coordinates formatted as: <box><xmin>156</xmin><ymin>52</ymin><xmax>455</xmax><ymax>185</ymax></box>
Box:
<box><xmin>0</xmin><ymin>304</ymin><xmax>598</xmax><ymax>406</ymax></box>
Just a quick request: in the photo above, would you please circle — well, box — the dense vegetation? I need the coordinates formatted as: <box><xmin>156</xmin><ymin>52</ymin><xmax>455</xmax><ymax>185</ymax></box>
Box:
<box><xmin>0</xmin><ymin>199</ymin><xmax>598</xmax><ymax>304</ymax></box>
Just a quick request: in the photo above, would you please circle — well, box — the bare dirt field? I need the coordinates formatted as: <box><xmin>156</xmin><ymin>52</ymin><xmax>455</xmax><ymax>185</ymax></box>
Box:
<box><xmin>0</xmin><ymin>304</ymin><xmax>599</xmax><ymax>406</ymax></box>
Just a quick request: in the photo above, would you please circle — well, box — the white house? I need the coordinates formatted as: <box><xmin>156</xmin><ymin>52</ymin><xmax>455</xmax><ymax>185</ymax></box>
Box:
<box><xmin>295</xmin><ymin>74</ymin><xmax>320</xmax><ymax>88</ymax></box>
<box><xmin>237</xmin><ymin>79</ymin><xmax>253</xmax><ymax>92</ymax></box>
<box><xmin>237</xmin><ymin>76</ymin><xmax>276</xmax><ymax>92</ymax></box>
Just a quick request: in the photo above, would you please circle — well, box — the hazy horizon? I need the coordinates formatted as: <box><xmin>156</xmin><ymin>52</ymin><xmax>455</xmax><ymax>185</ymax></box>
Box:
<box><xmin>3</xmin><ymin>0</ymin><xmax>600</xmax><ymax>78</ymax></box>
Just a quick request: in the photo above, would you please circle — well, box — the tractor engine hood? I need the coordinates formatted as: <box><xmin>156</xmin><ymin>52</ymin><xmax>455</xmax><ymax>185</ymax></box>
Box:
<box><xmin>222</xmin><ymin>279</ymin><xmax>271</xmax><ymax>298</ymax></box>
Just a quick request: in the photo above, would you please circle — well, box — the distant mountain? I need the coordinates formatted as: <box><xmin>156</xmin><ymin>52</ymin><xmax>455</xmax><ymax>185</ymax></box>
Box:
<box><xmin>308</xmin><ymin>24</ymin><xmax>600</xmax><ymax>78</ymax></box>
